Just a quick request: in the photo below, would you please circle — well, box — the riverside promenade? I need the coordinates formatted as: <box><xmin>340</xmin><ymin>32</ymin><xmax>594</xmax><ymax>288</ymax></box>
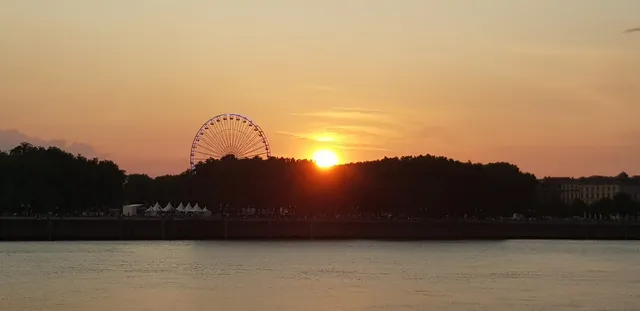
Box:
<box><xmin>2</xmin><ymin>217</ymin><xmax>640</xmax><ymax>241</ymax></box>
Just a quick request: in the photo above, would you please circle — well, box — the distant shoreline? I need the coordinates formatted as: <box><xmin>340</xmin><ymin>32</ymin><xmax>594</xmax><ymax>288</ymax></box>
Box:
<box><xmin>2</xmin><ymin>218</ymin><xmax>640</xmax><ymax>241</ymax></box>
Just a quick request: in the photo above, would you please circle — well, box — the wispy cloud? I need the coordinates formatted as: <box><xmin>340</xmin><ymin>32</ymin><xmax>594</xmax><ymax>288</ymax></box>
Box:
<box><xmin>283</xmin><ymin>107</ymin><xmax>455</xmax><ymax>154</ymax></box>
<box><xmin>320</xmin><ymin>125</ymin><xmax>400</xmax><ymax>138</ymax></box>
<box><xmin>290</xmin><ymin>107</ymin><xmax>392</xmax><ymax>125</ymax></box>
<box><xmin>290</xmin><ymin>111</ymin><xmax>383</xmax><ymax>121</ymax></box>
<box><xmin>277</xmin><ymin>125</ymin><xmax>398</xmax><ymax>143</ymax></box>
<box><xmin>623</xmin><ymin>28</ymin><xmax>640</xmax><ymax>33</ymax></box>
<box><xmin>333</xmin><ymin>143</ymin><xmax>392</xmax><ymax>152</ymax></box>
<box><xmin>0</xmin><ymin>129</ymin><xmax>105</xmax><ymax>158</ymax></box>
<box><xmin>275</xmin><ymin>131</ymin><xmax>314</xmax><ymax>140</ymax></box>
<box><xmin>275</xmin><ymin>130</ymin><xmax>391</xmax><ymax>152</ymax></box>
<box><xmin>331</xmin><ymin>107</ymin><xmax>385</xmax><ymax>115</ymax></box>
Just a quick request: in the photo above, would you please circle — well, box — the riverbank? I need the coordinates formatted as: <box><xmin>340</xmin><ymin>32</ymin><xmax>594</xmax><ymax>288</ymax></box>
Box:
<box><xmin>2</xmin><ymin>218</ymin><xmax>640</xmax><ymax>241</ymax></box>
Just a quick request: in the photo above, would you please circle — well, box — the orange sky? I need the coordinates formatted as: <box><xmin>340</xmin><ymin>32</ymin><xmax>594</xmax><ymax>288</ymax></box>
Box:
<box><xmin>1</xmin><ymin>0</ymin><xmax>639</xmax><ymax>177</ymax></box>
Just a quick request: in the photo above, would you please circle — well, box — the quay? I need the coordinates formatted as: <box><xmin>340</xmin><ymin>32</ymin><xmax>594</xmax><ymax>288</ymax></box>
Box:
<box><xmin>1</xmin><ymin>218</ymin><xmax>640</xmax><ymax>241</ymax></box>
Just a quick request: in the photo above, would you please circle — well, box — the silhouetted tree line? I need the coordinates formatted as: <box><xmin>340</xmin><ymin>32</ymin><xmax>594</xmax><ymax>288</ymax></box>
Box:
<box><xmin>0</xmin><ymin>143</ymin><xmax>125</xmax><ymax>216</ymax></box>
<box><xmin>1</xmin><ymin>142</ymin><xmax>639</xmax><ymax>219</ymax></box>
<box><xmin>124</xmin><ymin>154</ymin><xmax>541</xmax><ymax>219</ymax></box>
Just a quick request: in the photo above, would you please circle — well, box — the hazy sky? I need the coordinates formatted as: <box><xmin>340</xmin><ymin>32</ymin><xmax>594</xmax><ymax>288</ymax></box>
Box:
<box><xmin>1</xmin><ymin>0</ymin><xmax>639</xmax><ymax>177</ymax></box>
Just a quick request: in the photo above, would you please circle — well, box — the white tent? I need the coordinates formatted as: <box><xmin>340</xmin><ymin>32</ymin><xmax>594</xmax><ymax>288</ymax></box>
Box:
<box><xmin>176</xmin><ymin>203</ymin><xmax>185</xmax><ymax>212</ymax></box>
<box><xmin>185</xmin><ymin>203</ymin><xmax>194</xmax><ymax>212</ymax></box>
<box><xmin>202</xmin><ymin>206</ymin><xmax>211</xmax><ymax>216</ymax></box>
<box><xmin>163</xmin><ymin>203</ymin><xmax>175</xmax><ymax>212</ymax></box>
<box><xmin>193</xmin><ymin>203</ymin><xmax>203</xmax><ymax>212</ymax></box>
<box><xmin>146</xmin><ymin>204</ymin><xmax>160</xmax><ymax>216</ymax></box>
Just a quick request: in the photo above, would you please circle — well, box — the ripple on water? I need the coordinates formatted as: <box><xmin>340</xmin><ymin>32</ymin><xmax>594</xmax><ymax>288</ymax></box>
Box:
<box><xmin>1</xmin><ymin>240</ymin><xmax>639</xmax><ymax>311</ymax></box>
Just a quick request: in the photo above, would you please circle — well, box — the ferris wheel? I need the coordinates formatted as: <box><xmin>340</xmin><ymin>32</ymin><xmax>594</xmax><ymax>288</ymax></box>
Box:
<box><xmin>190</xmin><ymin>113</ymin><xmax>272</xmax><ymax>169</ymax></box>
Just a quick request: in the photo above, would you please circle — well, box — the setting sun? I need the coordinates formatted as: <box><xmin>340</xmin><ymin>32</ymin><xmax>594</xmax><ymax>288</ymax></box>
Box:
<box><xmin>312</xmin><ymin>150</ymin><xmax>339</xmax><ymax>168</ymax></box>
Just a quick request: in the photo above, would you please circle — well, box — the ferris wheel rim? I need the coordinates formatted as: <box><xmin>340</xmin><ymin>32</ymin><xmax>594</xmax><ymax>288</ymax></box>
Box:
<box><xmin>189</xmin><ymin>113</ymin><xmax>272</xmax><ymax>170</ymax></box>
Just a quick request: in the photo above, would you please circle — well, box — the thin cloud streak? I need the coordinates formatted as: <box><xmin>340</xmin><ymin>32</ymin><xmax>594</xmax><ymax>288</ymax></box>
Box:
<box><xmin>290</xmin><ymin>111</ymin><xmax>384</xmax><ymax>121</ymax></box>
<box><xmin>623</xmin><ymin>28</ymin><xmax>640</xmax><ymax>33</ymax></box>
<box><xmin>289</xmin><ymin>107</ymin><xmax>395</xmax><ymax>127</ymax></box>
<box><xmin>333</xmin><ymin>144</ymin><xmax>392</xmax><ymax>152</ymax></box>
<box><xmin>284</xmin><ymin>108</ymin><xmax>444</xmax><ymax>154</ymax></box>
<box><xmin>331</xmin><ymin>107</ymin><xmax>385</xmax><ymax>115</ymax></box>
<box><xmin>275</xmin><ymin>130</ymin><xmax>391</xmax><ymax>152</ymax></box>
<box><xmin>321</xmin><ymin>125</ymin><xmax>401</xmax><ymax>138</ymax></box>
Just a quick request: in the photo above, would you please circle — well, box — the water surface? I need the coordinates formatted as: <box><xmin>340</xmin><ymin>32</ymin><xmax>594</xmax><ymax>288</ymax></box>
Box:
<box><xmin>1</xmin><ymin>240</ymin><xmax>639</xmax><ymax>311</ymax></box>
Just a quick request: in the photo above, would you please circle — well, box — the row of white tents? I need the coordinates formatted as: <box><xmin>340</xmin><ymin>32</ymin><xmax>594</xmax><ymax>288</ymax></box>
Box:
<box><xmin>145</xmin><ymin>202</ymin><xmax>211</xmax><ymax>214</ymax></box>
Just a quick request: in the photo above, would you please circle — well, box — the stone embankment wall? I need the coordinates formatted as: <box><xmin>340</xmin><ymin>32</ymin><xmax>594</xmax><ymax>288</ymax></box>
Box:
<box><xmin>1</xmin><ymin>218</ymin><xmax>639</xmax><ymax>241</ymax></box>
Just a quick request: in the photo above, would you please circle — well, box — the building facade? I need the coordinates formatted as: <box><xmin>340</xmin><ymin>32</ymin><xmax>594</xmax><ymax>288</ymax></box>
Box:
<box><xmin>542</xmin><ymin>175</ymin><xmax>640</xmax><ymax>205</ymax></box>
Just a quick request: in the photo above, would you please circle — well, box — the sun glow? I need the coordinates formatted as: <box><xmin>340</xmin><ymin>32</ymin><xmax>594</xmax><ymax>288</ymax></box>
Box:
<box><xmin>312</xmin><ymin>149</ymin><xmax>339</xmax><ymax>168</ymax></box>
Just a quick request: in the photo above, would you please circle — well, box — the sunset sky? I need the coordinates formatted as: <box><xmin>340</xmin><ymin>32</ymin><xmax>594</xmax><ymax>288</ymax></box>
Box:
<box><xmin>1</xmin><ymin>0</ymin><xmax>639</xmax><ymax>177</ymax></box>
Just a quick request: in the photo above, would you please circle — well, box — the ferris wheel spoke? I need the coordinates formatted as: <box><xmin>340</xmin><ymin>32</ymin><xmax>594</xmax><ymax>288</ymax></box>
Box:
<box><xmin>235</xmin><ymin>126</ymin><xmax>261</xmax><ymax>157</ymax></box>
<box><xmin>194</xmin><ymin>146</ymin><xmax>224</xmax><ymax>158</ymax></box>
<box><xmin>194</xmin><ymin>148</ymin><xmax>224</xmax><ymax>162</ymax></box>
<box><xmin>235</xmin><ymin>119</ymin><xmax>251</xmax><ymax>151</ymax></box>
<box><xmin>237</xmin><ymin>143</ymin><xmax>268</xmax><ymax>159</ymax></box>
<box><xmin>242</xmin><ymin>137</ymin><xmax>267</xmax><ymax>156</ymax></box>
<box><xmin>214</xmin><ymin>121</ymin><xmax>232</xmax><ymax>154</ymax></box>
<box><xmin>197</xmin><ymin>136</ymin><xmax>227</xmax><ymax>156</ymax></box>
<box><xmin>233</xmin><ymin>129</ymin><xmax>254</xmax><ymax>156</ymax></box>
<box><xmin>211</xmin><ymin>121</ymin><xmax>227</xmax><ymax>152</ymax></box>
<box><xmin>194</xmin><ymin>150</ymin><xmax>224</xmax><ymax>160</ymax></box>
<box><xmin>233</xmin><ymin>121</ymin><xmax>248</xmax><ymax>155</ymax></box>
<box><xmin>210</xmin><ymin>131</ymin><xmax>230</xmax><ymax>155</ymax></box>
<box><xmin>227</xmin><ymin>119</ymin><xmax>240</xmax><ymax>153</ymax></box>
<box><xmin>237</xmin><ymin>146</ymin><xmax>267</xmax><ymax>159</ymax></box>
<box><xmin>197</xmin><ymin>133</ymin><xmax>221</xmax><ymax>151</ymax></box>
<box><xmin>223</xmin><ymin>119</ymin><xmax>237</xmax><ymax>153</ymax></box>
<box><xmin>236</xmin><ymin>138</ymin><xmax>262</xmax><ymax>157</ymax></box>
<box><xmin>194</xmin><ymin>149</ymin><xmax>221</xmax><ymax>158</ymax></box>
<box><xmin>206</xmin><ymin>122</ymin><xmax>226</xmax><ymax>153</ymax></box>
<box><xmin>204</xmin><ymin>121</ymin><xmax>223</xmax><ymax>152</ymax></box>
<box><xmin>228</xmin><ymin>125</ymin><xmax>243</xmax><ymax>155</ymax></box>
<box><xmin>222</xmin><ymin>129</ymin><xmax>236</xmax><ymax>154</ymax></box>
<box><xmin>239</xmin><ymin>121</ymin><xmax>260</xmax><ymax>149</ymax></box>
<box><xmin>201</xmin><ymin>130</ymin><xmax>227</xmax><ymax>155</ymax></box>
<box><xmin>218</xmin><ymin>120</ymin><xmax>229</xmax><ymax>151</ymax></box>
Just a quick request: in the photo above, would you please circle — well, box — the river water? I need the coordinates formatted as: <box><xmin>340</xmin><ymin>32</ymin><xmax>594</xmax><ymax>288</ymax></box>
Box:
<box><xmin>1</xmin><ymin>240</ymin><xmax>639</xmax><ymax>311</ymax></box>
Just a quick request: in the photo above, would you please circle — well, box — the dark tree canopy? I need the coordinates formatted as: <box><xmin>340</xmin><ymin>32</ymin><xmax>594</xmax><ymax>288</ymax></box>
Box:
<box><xmin>0</xmin><ymin>142</ymin><xmax>638</xmax><ymax>219</ymax></box>
<box><xmin>0</xmin><ymin>143</ymin><xmax>126</xmax><ymax>215</ymax></box>
<box><xmin>130</xmin><ymin>155</ymin><xmax>540</xmax><ymax>219</ymax></box>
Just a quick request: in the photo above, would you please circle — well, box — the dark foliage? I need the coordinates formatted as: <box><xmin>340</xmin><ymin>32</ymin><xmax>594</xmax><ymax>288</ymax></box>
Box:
<box><xmin>1</xmin><ymin>142</ymin><xmax>638</xmax><ymax>219</ymax></box>
<box><xmin>0</xmin><ymin>143</ymin><xmax>126</xmax><ymax>215</ymax></box>
<box><xmin>144</xmin><ymin>155</ymin><xmax>540</xmax><ymax>219</ymax></box>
